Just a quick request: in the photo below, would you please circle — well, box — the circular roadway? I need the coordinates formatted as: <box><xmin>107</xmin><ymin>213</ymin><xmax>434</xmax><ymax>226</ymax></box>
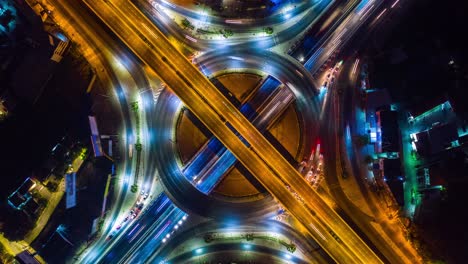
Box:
<box><xmin>154</xmin><ymin>49</ymin><xmax>320</xmax><ymax>220</ymax></box>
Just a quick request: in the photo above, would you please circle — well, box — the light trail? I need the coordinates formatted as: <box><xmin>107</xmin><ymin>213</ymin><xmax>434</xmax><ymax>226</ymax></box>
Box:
<box><xmin>359</xmin><ymin>4</ymin><xmax>375</xmax><ymax>21</ymax></box>
<box><xmin>310</xmin><ymin>223</ymin><xmax>326</xmax><ymax>241</ymax></box>
<box><xmin>154</xmin><ymin>220</ymin><xmax>171</xmax><ymax>240</ymax></box>
<box><xmin>375</xmin><ymin>8</ymin><xmax>387</xmax><ymax>21</ymax></box>
<box><xmin>127</xmin><ymin>224</ymin><xmax>140</xmax><ymax>237</ymax></box>
<box><xmin>129</xmin><ymin>224</ymin><xmax>145</xmax><ymax>243</ymax></box>
<box><xmin>351</xmin><ymin>58</ymin><xmax>360</xmax><ymax>76</ymax></box>
<box><xmin>391</xmin><ymin>0</ymin><xmax>400</xmax><ymax>8</ymax></box>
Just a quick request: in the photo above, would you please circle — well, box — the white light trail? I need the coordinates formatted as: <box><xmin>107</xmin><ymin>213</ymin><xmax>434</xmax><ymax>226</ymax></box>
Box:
<box><xmin>309</xmin><ymin>223</ymin><xmax>326</xmax><ymax>240</ymax></box>
<box><xmin>351</xmin><ymin>58</ymin><xmax>360</xmax><ymax>76</ymax></box>
<box><xmin>185</xmin><ymin>35</ymin><xmax>197</xmax><ymax>42</ymax></box>
<box><xmin>391</xmin><ymin>0</ymin><xmax>400</xmax><ymax>8</ymax></box>
<box><xmin>359</xmin><ymin>4</ymin><xmax>375</xmax><ymax>21</ymax></box>
<box><xmin>225</xmin><ymin>19</ymin><xmax>242</xmax><ymax>24</ymax></box>
<box><xmin>375</xmin><ymin>8</ymin><xmax>387</xmax><ymax>21</ymax></box>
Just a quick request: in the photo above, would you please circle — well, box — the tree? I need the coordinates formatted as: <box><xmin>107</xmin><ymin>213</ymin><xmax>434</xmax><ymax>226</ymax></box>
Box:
<box><xmin>46</xmin><ymin>181</ymin><xmax>59</xmax><ymax>192</ymax></box>
<box><xmin>135</xmin><ymin>143</ymin><xmax>142</xmax><ymax>152</ymax></box>
<box><xmin>182</xmin><ymin>19</ymin><xmax>194</xmax><ymax>30</ymax></box>
<box><xmin>286</xmin><ymin>243</ymin><xmax>296</xmax><ymax>253</ymax></box>
<box><xmin>220</xmin><ymin>29</ymin><xmax>233</xmax><ymax>38</ymax></box>
<box><xmin>37</xmin><ymin>197</ymin><xmax>48</xmax><ymax>208</ymax></box>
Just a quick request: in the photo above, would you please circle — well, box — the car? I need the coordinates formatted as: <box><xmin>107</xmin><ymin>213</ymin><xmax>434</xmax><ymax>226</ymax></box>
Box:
<box><xmin>123</xmin><ymin>216</ymin><xmax>129</xmax><ymax>222</ymax></box>
<box><xmin>116</xmin><ymin>224</ymin><xmax>122</xmax><ymax>230</ymax></box>
<box><xmin>143</xmin><ymin>193</ymin><xmax>149</xmax><ymax>200</ymax></box>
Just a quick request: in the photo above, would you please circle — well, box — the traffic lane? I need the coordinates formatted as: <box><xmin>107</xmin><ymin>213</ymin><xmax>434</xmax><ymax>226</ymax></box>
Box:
<box><xmin>118</xmin><ymin>206</ymin><xmax>185</xmax><ymax>263</ymax></box>
<box><xmin>100</xmin><ymin>195</ymin><xmax>173</xmax><ymax>263</ymax></box>
<box><xmin>129</xmin><ymin>0</ymin><xmax>333</xmax><ymax>50</ymax></box>
<box><xmin>320</xmin><ymin>93</ymin><xmax>395</xmax><ymax>263</ymax></box>
<box><xmin>166</xmin><ymin>243</ymin><xmax>310</xmax><ymax>264</ymax></box>
<box><xmin>307</xmin><ymin>0</ymin><xmax>387</xmax><ymax>75</ymax></box>
<box><xmin>148</xmin><ymin>0</ymin><xmax>318</xmax><ymax>28</ymax></box>
<box><xmin>254</xmin><ymin>86</ymin><xmax>295</xmax><ymax>131</ymax></box>
<box><xmin>124</xmin><ymin>207</ymin><xmax>185</xmax><ymax>263</ymax></box>
<box><xmin>324</xmin><ymin>57</ymin><xmax>419</xmax><ymax>263</ymax></box>
<box><xmin>82</xmin><ymin>1</ymin><xmax>382</xmax><ymax>262</ymax></box>
<box><xmin>301</xmin><ymin>0</ymin><xmax>359</xmax><ymax>65</ymax></box>
<box><xmin>183</xmin><ymin>138</ymin><xmax>226</xmax><ymax>180</ymax></box>
<box><xmin>151</xmin><ymin>220</ymin><xmax>331</xmax><ymax>263</ymax></box>
<box><xmin>318</xmin><ymin>59</ymin><xmax>402</xmax><ymax>263</ymax></box>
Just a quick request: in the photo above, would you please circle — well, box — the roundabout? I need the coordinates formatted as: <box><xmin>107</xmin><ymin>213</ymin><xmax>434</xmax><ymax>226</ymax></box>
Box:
<box><xmin>155</xmin><ymin>49</ymin><xmax>320</xmax><ymax>220</ymax></box>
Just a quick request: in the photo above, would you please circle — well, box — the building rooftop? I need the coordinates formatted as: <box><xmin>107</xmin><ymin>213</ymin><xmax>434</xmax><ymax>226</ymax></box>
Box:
<box><xmin>415</xmin><ymin>122</ymin><xmax>458</xmax><ymax>157</ymax></box>
<box><xmin>378</xmin><ymin>110</ymin><xmax>400</xmax><ymax>153</ymax></box>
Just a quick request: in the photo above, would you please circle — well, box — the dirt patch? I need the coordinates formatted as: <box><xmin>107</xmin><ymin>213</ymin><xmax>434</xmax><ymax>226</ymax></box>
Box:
<box><xmin>176</xmin><ymin>110</ymin><xmax>208</xmax><ymax>163</ymax></box>
<box><xmin>268</xmin><ymin>105</ymin><xmax>301</xmax><ymax>161</ymax></box>
<box><xmin>216</xmin><ymin>73</ymin><xmax>262</xmax><ymax>103</ymax></box>
<box><xmin>213</xmin><ymin>167</ymin><xmax>259</xmax><ymax>197</ymax></box>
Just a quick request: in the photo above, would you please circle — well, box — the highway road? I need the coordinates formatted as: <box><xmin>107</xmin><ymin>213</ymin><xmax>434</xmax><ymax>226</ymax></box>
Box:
<box><xmin>98</xmin><ymin>77</ymin><xmax>294</xmax><ymax>263</ymax></box>
<box><xmin>93</xmin><ymin>48</ymin><xmax>315</xmax><ymax>264</ymax></box>
<box><xmin>39</xmin><ymin>0</ymin><xmax>166</xmax><ymax>262</ymax></box>
<box><xmin>133</xmin><ymin>0</ymin><xmax>334</xmax><ymax>50</ymax></box>
<box><xmin>304</xmin><ymin>0</ymin><xmax>387</xmax><ymax>74</ymax></box>
<box><xmin>184</xmin><ymin>77</ymin><xmax>294</xmax><ymax>194</ymax></box>
<box><xmin>98</xmin><ymin>193</ymin><xmax>186</xmax><ymax>264</ymax></box>
<box><xmin>318</xmin><ymin>56</ymin><xmax>421</xmax><ymax>263</ymax></box>
<box><xmin>73</xmin><ymin>0</ymin><xmax>385</xmax><ymax>263</ymax></box>
<box><xmin>165</xmin><ymin>243</ymin><xmax>309</xmax><ymax>263</ymax></box>
<box><xmin>39</xmin><ymin>0</ymin><xmax>414</xmax><ymax>260</ymax></box>
<box><xmin>156</xmin><ymin>48</ymin><xmax>321</xmax><ymax>220</ymax></box>
<box><xmin>149</xmin><ymin>220</ymin><xmax>332</xmax><ymax>264</ymax></box>
<box><xmin>148</xmin><ymin>0</ymin><xmax>321</xmax><ymax>28</ymax></box>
